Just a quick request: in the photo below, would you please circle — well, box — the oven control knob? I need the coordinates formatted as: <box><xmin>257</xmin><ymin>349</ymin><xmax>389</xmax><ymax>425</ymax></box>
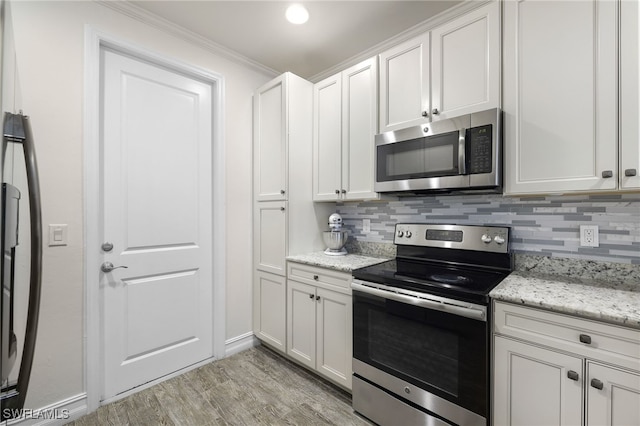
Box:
<box><xmin>481</xmin><ymin>234</ymin><xmax>492</xmax><ymax>244</ymax></box>
<box><xmin>405</xmin><ymin>231</ymin><xmax>412</xmax><ymax>238</ymax></box>
<box><xmin>494</xmin><ymin>235</ymin><xmax>505</xmax><ymax>245</ymax></box>
<box><xmin>397</xmin><ymin>230</ymin><xmax>404</xmax><ymax>238</ymax></box>
<box><xmin>404</xmin><ymin>386</ymin><xmax>411</xmax><ymax>394</ymax></box>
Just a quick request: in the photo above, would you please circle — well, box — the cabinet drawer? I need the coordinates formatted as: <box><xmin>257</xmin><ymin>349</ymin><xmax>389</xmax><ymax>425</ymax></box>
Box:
<box><xmin>287</xmin><ymin>262</ymin><xmax>351</xmax><ymax>292</ymax></box>
<box><xmin>494</xmin><ymin>302</ymin><xmax>640</xmax><ymax>372</ymax></box>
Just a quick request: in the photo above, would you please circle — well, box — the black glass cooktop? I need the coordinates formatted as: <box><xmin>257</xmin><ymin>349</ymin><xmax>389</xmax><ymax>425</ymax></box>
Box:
<box><xmin>352</xmin><ymin>258</ymin><xmax>510</xmax><ymax>304</ymax></box>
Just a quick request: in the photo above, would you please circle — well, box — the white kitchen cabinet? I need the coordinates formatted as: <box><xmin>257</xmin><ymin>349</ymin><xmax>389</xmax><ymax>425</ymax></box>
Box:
<box><xmin>586</xmin><ymin>362</ymin><xmax>640</xmax><ymax>425</ymax></box>
<box><xmin>378</xmin><ymin>2</ymin><xmax>500</xmax><ymax>132</ymax></box>
<box><xmin>430</xmin><ymin>1</ymin><xmax>499</xmax><ymax>120</ymax></box>
<box><xmin>493</xmin><ymin>302</ymin><xmax>640</xmax><ymax>426</ymax></box>
<box><xmin>253</xmin><ymin>270</ymin><xmax>286</xmax><ymax>354</ymax></box>
<box><xmin>494</xmin><ymin>336</ymin><xmax>583</xmax><ymax>426</ymax></box>
<box><xmin>253</xmin><ymin>74</ymin><xmax>287</xmax><ymax>201</ymax></box>
<box><xmin>620</xmin><ymin>0</ymin><xmax>640</xmax><ymax>190</ymax></box>
<box><xmin>379</xmin><ymin>32</ymin><xmax>430</xmax><ymax>133</ymax></box>
<box><xmin>313</xmin><ymin>57</ymin><xmax>378</xmax><ymax>201</ymax></box>
<box><xmin>287</xmin><ymin>262</ymin><xmax>353</xmax><ymax>390</ymax></box>
<box><xmin>503</xmin><ymin>0</ymin><xmax>618</xmax><ymax>194</ymax></box>
<box><xmin>252</xmin><ymin>73</ymin><xmax>334</xmax><ymax>351</ymax></box>
<box><xmin>253</xmin><ymin>201</ymin><xmax>286</xmax><ymax>275</ymax></box>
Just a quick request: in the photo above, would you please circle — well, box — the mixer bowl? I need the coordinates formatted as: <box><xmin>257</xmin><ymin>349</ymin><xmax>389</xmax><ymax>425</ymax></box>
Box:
<box><xmin>323</xmin><ymin>230</ymin><xmax>348</xmax><ymax>251</ymax></box>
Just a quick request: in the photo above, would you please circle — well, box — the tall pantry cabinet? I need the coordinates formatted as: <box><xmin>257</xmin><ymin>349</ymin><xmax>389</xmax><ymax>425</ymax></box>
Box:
<box><xmin>252</xmin><ymin>73</ymin><xmax>332</xmax><ymax>353</ymax></box>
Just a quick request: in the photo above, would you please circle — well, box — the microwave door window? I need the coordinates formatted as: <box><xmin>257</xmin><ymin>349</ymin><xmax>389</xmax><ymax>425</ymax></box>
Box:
<box><xmin>378</xmin><ymin>131</ymin><xmax>459</xmax><ymax>182</ymax></box>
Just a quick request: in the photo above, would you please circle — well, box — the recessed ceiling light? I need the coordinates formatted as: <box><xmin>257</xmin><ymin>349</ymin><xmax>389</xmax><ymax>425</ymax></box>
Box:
<box><xmin>286</xmin><ymin>4</ymin><xmax>309</xmax><ymax>25</ymax></box>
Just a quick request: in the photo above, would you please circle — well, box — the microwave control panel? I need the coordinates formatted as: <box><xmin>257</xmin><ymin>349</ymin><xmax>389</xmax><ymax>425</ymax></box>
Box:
<box><xmin>467</xmin><ymin>125</ymin><xmax>493</xmax><ymax>174</ymax></box>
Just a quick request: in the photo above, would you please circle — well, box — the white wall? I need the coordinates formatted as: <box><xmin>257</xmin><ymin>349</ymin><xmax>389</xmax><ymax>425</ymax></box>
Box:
<box><xmin>8</xmin><ymin>0</ymin><xmax>272</xmax><ymax>410</ymax></box>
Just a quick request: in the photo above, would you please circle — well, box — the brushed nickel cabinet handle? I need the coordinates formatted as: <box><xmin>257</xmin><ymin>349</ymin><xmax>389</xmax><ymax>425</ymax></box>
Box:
<box><xmin>308</xmin><ymin>294</ymin><xmax>314</xmax><ymax>299</ymax></box>
<box><xmin>625</xmin><ymin>168</ymin><xmax>637</xmax><ymax>177</ymax></box>
<box><xmin>590</xmin><ymin>378</ymin><xmax>604</xmax><ymax>390</ymax></box>
<box><xmin>579</xmin><ymin>334</ymin><xmax>592</xmax><ymax>344</ymax></box>
<box><xmin>421</xmin><ymin>111</ymin><xmax>428</xmax><ymax>117</ymax></box>
<box><xmin>601</xmin><ymin>170</ymin><xmax>613</xmax><ymax>178</ymax></box>
<box><xmin>567</xmin><ymin>370</ymin><xmax>579</xmax><ymax>381</ymax></box>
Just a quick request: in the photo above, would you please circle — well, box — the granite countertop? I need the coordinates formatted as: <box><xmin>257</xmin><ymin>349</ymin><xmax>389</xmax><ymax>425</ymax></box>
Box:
<box><xmin>490</xmin><ymin>271</ymin><xmax>640</xmax><ymax>329</ymax></box>
<box><xmin>286</xmin><ymin>252</ymin><xmax>390</xmax><ymax>273</ymax></box>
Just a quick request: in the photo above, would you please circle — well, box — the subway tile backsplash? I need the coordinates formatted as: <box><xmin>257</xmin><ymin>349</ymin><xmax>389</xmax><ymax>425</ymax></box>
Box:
<box><xmin>336</xmin><ymin>193</ymin><xmax>640</xmax><ymax>265</ymax></box>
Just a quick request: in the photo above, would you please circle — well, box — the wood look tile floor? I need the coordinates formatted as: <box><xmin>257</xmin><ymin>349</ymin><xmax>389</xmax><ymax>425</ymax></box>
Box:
<box><xmin>69</xmin><ymin>345</ymin><xmax>372</xmax><ymax>426</ymax></box>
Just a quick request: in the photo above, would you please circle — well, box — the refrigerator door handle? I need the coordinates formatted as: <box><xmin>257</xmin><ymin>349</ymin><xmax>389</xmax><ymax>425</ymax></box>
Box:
<box><xmin>2</xmin><ymin>112</ymin><xmax>42</xmax><ymax>412</ymax></box>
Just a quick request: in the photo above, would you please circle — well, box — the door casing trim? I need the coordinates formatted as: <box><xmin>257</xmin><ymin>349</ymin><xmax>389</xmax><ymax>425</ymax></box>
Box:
<box><xmin>83</xmin><ymin>26</ymin><xmax>226</xmax><ymax>412</ymax></box>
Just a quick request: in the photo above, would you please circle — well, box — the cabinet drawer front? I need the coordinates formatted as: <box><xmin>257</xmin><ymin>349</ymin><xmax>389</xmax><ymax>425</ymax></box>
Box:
<box><xmin>287</xmin><ymin>262</ymin><xmax>351</xmax><ymax>292</ymax></box>
<box><xmin>494</xmin><ymin>302</ymin><xmax>640</xmax><ymax>372</ymax></box>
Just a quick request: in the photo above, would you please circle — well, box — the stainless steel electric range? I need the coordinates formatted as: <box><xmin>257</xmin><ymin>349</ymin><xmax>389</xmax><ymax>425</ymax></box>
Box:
<box><xmin>351</xmin><ymin>223</ymin><xmax>512</xmax><ymax>426</ymax></box>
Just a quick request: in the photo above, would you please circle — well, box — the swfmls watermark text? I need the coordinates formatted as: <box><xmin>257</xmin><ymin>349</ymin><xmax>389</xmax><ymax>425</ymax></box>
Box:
<box><xmin>2</xmin><ymin>408</ymin><xmax>70</xmax><ymax>420</ymax></box>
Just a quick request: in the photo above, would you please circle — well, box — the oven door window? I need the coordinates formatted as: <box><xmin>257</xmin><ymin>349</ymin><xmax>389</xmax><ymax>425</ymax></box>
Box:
<box><xmin>353</xmin><ymin>290</ymin><xmax>488</xmax><ymax>417</ymax></box>
<box><xmin>376</xmin><ymin>130</ymin><xmax>460</xmax><ymax>182</ymax></box>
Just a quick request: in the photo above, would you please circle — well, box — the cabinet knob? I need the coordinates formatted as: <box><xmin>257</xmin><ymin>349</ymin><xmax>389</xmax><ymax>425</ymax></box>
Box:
<box><xmin>313</xmin><ymin>275</ymin><xmax>319</xmax><ymax>280</ymax></box>
<box><xmin>601</xmin><ymin>170</ymin><xmax>613</xmax><ymax>178</ymax></box>
<box><xmin>567</xmin><ymin>370</ymin><xmax>579</xmax><ymax>381</ymax></box>
<box><xmin>421</xmin><ymin>111</ymin><xmax>428</xmax><ymax>117</ymax></box>
<box><xmin>280</xmin><ymin>189</ymin><xmax>285</xmax><ymax>195</ymax></box>
<box><xmin>579</xmin><ymin>334</ymin><xmax>592</xmax><ymax>344</ymax></box>
<box><xmin>590</xmin><ymin>378</ymin><xmax>604</xmax><ymax>390</ymax></box>
<box><xmin>316</xmin><ymin>295</ymin><xmax>321</xmax><ymax>301</ymax></box>
<box><xmin>625</xmin><ymin>168</ymin><xmax>637</xmax><ymax>177</ymax></box>
<box><xmin>341</xmin><ymin>189</ymin><xmax>346</xmax><ymax>194</ymax></box>
<box><xmin>432</xmin><ymin>108</ymin><xmax>439</xmax><ymax>115</ymax></box>
<box><xmin>335</xmin><ymin>189</ymin><xmax>340</xmax><ymax>194</ymax></box>
<box><xmin>309</xmin><ymin>294</ymin><xmax>314</xmax><ymax>299</ymax></box>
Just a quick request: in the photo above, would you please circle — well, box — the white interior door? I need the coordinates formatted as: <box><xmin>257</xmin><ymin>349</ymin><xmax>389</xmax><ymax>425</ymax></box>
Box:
<box><xmin>100</xmin><ymin>48</ymin><xmax>213</xmax><ymax>399</ymax></box>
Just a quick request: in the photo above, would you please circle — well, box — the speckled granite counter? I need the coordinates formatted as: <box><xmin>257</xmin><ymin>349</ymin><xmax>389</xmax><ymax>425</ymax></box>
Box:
<box><xmin>491</xmin><ymin>272</ymin><xmax>640</xmax><ymax>329</ymax></box>
<box><xmin>286</xmin><ymin>252</ymin><xmax>389</xmax><ymax>273</ymax></box>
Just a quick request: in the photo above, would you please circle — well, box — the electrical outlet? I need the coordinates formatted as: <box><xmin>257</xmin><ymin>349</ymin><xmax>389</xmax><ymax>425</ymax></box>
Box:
<box><xmin>362</xmin><ymin>219</ymin><xmax>371</xmax><ymax>233</ymax></box>
<box><xmin>580</xmin><ymin>225</ymin><xmax>599</xmax><ymax>247</ymax></box>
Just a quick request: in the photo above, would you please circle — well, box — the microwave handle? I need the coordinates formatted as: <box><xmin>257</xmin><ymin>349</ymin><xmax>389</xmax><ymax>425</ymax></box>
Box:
<box><xmin>458</xmin><ymin>128</ymin><xmax>467</xmax><ymax>175</ymax></box>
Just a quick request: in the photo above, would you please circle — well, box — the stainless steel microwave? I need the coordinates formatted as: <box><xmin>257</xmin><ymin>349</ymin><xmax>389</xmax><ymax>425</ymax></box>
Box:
<box><xmin>374</xmin><ymin>108</ymin><xmax>502</xmax><ymax>194</ymax></box>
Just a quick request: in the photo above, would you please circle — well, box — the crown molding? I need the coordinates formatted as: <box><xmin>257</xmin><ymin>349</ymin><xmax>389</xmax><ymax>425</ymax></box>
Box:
<box><xmin>95</xmin><ymin>0</ymin><xmax>280</xmax><ymax>78</ymax></box>
<box><xmin>308</xmin><ymin>0</ymin><xmax>493</xmax><ymax>83</ymax></box>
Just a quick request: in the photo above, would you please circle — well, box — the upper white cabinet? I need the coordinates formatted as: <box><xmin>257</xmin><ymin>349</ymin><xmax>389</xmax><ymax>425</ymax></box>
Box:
<box><xmin>430</xmin><ymin>1</ymin><xmax>499</xmax><ymax>121</ymax></box>
<box><xmin>254</xmin><ymin>75</ymin><xmax>287</xmax><ymax>201</ymax></box>
<box><xmin>504</xmin><ymin>0</ymin><xmax>618</xmax><ymax>194</ymax></box>
<box><xmin>620</xmin><ymin>0</ymin><xmax>640</xmax><ymax>190</ymax></box>
<box><xmin>313</xmin><ymin>57</ymin><xmax>379</xmax><ymax>201</ymax></box>
<box><xmin>378</xmin><ymin>1</ymin><xmax>500</xmax><ymax>132</ymax></box>
<box><xmin>379</xmin><ymin>33</ymin><xmax>430</xmax><ymax>132</ymax></box>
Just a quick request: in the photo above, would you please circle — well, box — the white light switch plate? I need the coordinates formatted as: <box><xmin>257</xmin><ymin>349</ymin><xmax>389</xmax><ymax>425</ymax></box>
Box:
<box><xmin>48</xmin><ymin>224</ymin><xmax>68</xmax><ymax>246</ymax></box>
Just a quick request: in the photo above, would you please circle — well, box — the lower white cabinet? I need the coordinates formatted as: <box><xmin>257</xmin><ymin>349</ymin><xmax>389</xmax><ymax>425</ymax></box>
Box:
<box><xmin>287</xmin><ymin>263</ymin><xmax>353</xmax><ymax>390</ymax></box>
<box><xmin>253</xmin><ymin>270</ymin><xmax>286</xmax><ymax>353</ymax></box>
<box><xmin>493</xmin><ymin>302</ymin><xmax>640</xmax><ymax>426</ymax></box>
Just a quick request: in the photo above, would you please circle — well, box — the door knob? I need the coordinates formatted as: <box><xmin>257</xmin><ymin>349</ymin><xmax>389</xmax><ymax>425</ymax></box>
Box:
<box><xmin>101</xmin><ymin>262</ymin><xmax>128</xmax><ymax>273</ymax></box>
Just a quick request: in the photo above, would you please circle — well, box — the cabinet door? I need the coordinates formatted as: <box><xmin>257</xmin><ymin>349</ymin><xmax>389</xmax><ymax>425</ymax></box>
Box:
<box><xmin>253</xmin><ymin>271</ymin><xmax>286</xmax><ymax>353</ymax></box>
<box><xmin>504</xmin><ymin>0</ymin><xmax>618</xmax><ymax>194</ymax></box>
<box><xmin>287</xmin><ymin>280</ymin><xmax>316</xmax><ymax>369</ymax></box>
<box><xmin>586</xmin><ymin>362</ymin><xmax>640</xmax><ymax>426</ymax></box>
<box><xmin>494</xmin><ymin>336</ymin><xmax>583</xmax><ymax>426</ymax></box>
<box><xmin>621</xmin><ymin>0</ymin><xmax>640</xmax><ymax>190</ymax></box>
<box><xmin>379</xmin><ymin>32</ymin><xmax>430</xmax><ymax>132</ymax></box>
<box><xmin>254</xmin><ymin>75</ymin><xmax>287</xmax><ymax>201</ymax></box>
<box><xmin>313</xmin><ymin>74</ymin><xmax>342</xmax><ymax>201</ymax></box>
<box><xmin>253</xmin><ymin>201</ymin><xmax>286</xmax><ymax>275</ymax></box>
<box><xmin>316</xmin><ymin>288</ymin><xmax>352</xmax><ymax>390</ymax></box>
<box><xmin>342</xmin><ymin>58</ymin><xmax>378</xmax><ymax>201</ymax></box>
<box><xmin>431</xmin><ymin>1</ymin><xmax>499</xmax><ymax>120</ymax></box>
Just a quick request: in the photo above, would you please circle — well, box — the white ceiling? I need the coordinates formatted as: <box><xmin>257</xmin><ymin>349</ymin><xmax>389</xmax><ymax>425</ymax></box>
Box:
<box><xmin>128</xmin><ymin>1</ymin><xmax>462</xmax><ymax>80</ymax></box>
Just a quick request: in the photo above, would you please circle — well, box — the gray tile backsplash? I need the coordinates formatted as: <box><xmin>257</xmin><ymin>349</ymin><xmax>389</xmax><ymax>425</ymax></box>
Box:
<box><xmin>336</xmin><ymin>193</ymin><xmax>640</xmax><ymax>264</ymax></box>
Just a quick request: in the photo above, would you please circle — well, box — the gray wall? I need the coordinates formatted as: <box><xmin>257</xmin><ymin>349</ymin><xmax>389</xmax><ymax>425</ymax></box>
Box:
<box><xmin>337</xmin><ymin>193</ymin><xmax>640</xmax><ymax>264</ymax></box>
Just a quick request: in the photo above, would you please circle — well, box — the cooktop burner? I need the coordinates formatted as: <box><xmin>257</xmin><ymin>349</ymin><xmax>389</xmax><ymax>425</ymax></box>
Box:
<box><xmin>352</xmin><ymin>223</ymin><xmax>513</xmax><ymax>304</ymax></box>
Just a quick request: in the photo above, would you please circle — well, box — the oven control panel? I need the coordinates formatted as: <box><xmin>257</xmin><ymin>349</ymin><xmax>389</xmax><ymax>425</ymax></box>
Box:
<box><xmin>394</xmin><ymin>223</ymin><xmax>510</xmax><ymax>253</ymax></box>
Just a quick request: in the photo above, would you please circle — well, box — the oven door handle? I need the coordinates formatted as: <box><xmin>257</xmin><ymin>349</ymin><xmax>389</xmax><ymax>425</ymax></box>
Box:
<box><xmin>352</xmin><ymin>282</ymin><xmax>486</xmax><ymax>322</ymax></box>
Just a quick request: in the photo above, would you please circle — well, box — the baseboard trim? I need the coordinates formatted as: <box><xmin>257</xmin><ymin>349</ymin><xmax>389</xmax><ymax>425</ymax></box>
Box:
<box><xmin>225</xmin><ymin>332</ymin><xmax>259</xmax><ymax>357</ymax></box>
<box><xmin>4</xmin><ymin>393</ymin><xmax>87</xmax><ymax>426</ymax></box>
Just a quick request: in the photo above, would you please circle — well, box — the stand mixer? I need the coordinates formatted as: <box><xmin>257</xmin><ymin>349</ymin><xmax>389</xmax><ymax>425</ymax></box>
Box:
<box><xmin>323</xmin><ymin>213</ymin><xmax>348</xmax><ymax>256</ymax></box>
